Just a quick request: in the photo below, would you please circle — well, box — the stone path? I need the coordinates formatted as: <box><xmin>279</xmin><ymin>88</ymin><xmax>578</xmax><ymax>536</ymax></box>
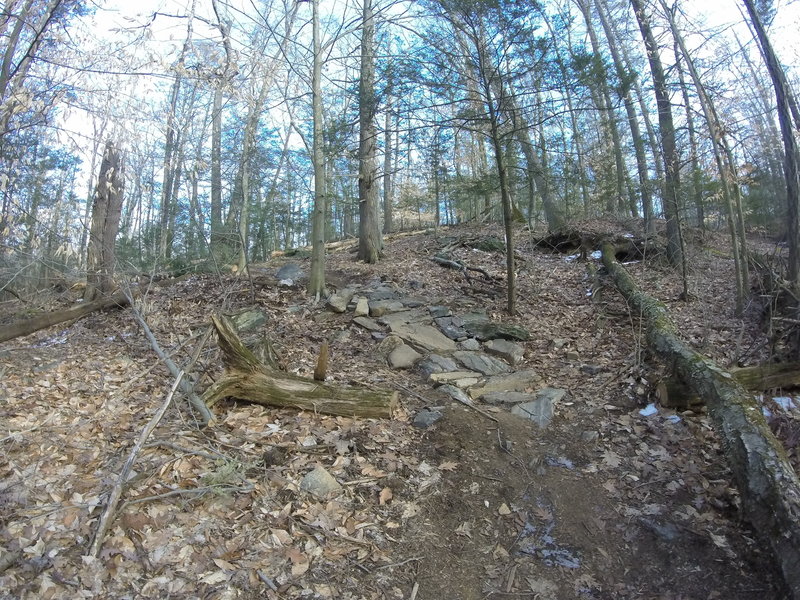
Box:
<box><xmin>325</xmin><ymin>281</ymin><xmax>566</xmax><ymax>430</ymax></box>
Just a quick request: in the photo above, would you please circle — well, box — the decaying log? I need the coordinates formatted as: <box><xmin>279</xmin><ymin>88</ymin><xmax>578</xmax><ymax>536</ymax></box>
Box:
<box><xmin>0</xmin><ymin>290</ymin><xmax>131</xmax><ymax>343</ymax></box>
<box><xmin>601</xmin><ymin>243</ymin><xmax>800</xmax><ymax>598</ymax></box>
<box><xmin>658</xmin><ymin>361</ymin><xmax>800</xmax><ymax>408</ymax></box>
<box><xmin>203</xmin><ymin>315</ymin><xmax>397</xmax><ymax>419</ymax></box>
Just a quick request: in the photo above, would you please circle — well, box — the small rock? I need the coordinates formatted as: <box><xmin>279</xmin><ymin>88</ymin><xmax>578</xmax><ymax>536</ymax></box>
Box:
<box><xmin>417</xmin><ymin>354</ymin><xmax>460</xmax><ymax>376</ymax></box>
<box><xmin>580</xmin><ymin>430</ymin><xmax>599</xmax><ymax>443</ymax></box>
<box><xmin>354</xmin><ymin>297</ymin><xmax>370</xmax><ymax>317</ymax></box>
<box><xmin>413</xmin><ymin>408</ymin><xmax>443</xmax><ymax>428</ymax></box>
<box><xmin>552</xmin><ymin>338</ymin><xmax>568</xmax><ymax>350</ymax></box>
<box><xmin>453</xmin><ymin>351</ymin><xmax>511</xmax><ymax>376</ymax></box>
<box><xmin>484</xmin><ymin>339</ymin><xmax>524</xmax><ymax>365</ymax></box>
<box><xmin>429</xmin><ymin>305</ymin><xmax>451</xmax><ymax>318</ymax></box>
<box><xmin>377</xmin><ymin>334</ymin><xmax>404</xmax><ymax>357</ymax></box>
<box><xmin>565</xmin><ymin>350</ymin><xmax>580</xmax><ymax>361</ymax></box>
<box><xmin>438</xmin><ymin>384</ymin><xmax>473</xmax><ymax>404</ymax></box>
<box><xmin>459</xmin><ymin>338</ymin><xmax>481</xmax><ymax>351</ymax></box>
<box><xmin>328</xmin><ymin>289</ymin><xmax>355</xmax><ymax>313</ymax></box>
<box><xmin>300</xmin><ymin>466</ymin><xmax>342</xmax><ymax>499</ymax></box>
<box><xmin>511</xmin><ymin>399</ymin><xmax>555</xmax><ymax>428</ymax></box>
<box><xmin>388</xmin><ymin>344</ymin><xmax>423</xmax><ymax>369</ymax></box>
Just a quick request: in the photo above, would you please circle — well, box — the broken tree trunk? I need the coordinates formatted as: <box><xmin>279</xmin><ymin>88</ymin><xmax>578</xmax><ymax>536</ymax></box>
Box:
<box><xmin>203</xmin><ymin>315</ymin><xmax>397</xmax><ymax>419</ymax></box>
<box><xmin>601</xmin><ymin>243</ymin><xmax>800</xmax><ymax>598</ymax></box>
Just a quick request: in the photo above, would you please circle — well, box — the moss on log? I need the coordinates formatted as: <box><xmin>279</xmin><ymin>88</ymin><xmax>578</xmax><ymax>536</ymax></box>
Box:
<box><xmin>601</xmin><ymin>243</ymin><xmax>800</xmax><ymax>598</ymax></box>
<box><xmin>203</xmin><ymin>315</ymin><xmax>397</xmax><ymax>419</ymax></box>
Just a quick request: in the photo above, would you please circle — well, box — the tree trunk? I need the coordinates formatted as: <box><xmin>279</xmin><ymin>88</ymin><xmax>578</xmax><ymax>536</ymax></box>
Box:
<box><xmin>85</xmin><ymin>141</ymin><xmax>124</xmax><ymax>302</ymax></box>
<box><xmin>631</xmin><ymin>0</ymin><xmax>684</xmax><ymax>269</ymax></box>
<box><xmin>383</xmin><ymin>102</ymin><xmax>393</xmax><ymax>234</ymax></box>
<box><xmin>601</xmin><ymin>243</ymin><xmax>800</xmax><ymax>598</ymax></box>
<box><xmin>307</xmin><ymin>0</ymin><xmax>326</xmax><ymax>299</ymax></box>
<box><xmin>203</xmin><ymin>315</ymin><xmax>397</xmax><ymax>419</ymax></box>
<box><xmin>357</xmin><ymin>0</ymin><xmax>380</xmax><ymax>263</ymax></box>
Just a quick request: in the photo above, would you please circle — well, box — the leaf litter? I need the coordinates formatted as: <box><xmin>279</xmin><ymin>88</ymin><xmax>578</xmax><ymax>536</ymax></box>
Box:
<box><xmin>0</xmin><ymin>222</ymin><xmax>793</xmax><ymax>599</ymax></box>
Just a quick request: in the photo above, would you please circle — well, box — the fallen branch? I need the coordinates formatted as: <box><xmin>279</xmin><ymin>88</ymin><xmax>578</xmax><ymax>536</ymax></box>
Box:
<box><xmin>601</xmin><ymin>243</ymin><xmax>800</xmax><ymax>598</ymax></box>
<box><xmin>89</xmin><ymin>371</ymin><xmax>184</xmax><ymax>558</ymax></box>
<box><xmin>202</xmin><ymin>315</ymin><xmax>397</xmax><ymax>419</ymax></box>
<box><xmin>124</xmin><ymin>289</ymin><xmax>215</xmax><ymax>426</ymax></box>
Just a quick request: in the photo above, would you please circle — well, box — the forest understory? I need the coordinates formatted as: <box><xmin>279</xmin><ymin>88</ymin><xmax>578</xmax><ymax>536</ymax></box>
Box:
<box><xmin>0</xmin><ymin>221</ymin><xmax>796</xmax><ymax>600</ymax></box>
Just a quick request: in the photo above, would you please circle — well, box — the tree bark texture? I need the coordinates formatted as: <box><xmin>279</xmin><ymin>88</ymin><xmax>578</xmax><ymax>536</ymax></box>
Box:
<box><xmin>202</xmin><ymin>315</ymin><xmax>397</xmax><ymax>419</ymax></box>
<box><xmin>85</xmin><ymin>141</ymin><xmax>124</xmax><ymax>302</ymax></box>
<box><xmin>601</xmin><ymin>243</ymin><xmax>800</xmax><ymax>598</ymax></box>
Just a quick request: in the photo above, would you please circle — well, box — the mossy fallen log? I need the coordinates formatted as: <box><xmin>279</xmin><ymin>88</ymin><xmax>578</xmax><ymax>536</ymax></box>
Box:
<box><xmin>601</xmin><ymin>243</ymin><xmax>800</xmax><ymax>598</ymax></box>
<box><xmin>202</xmin><ymin>315</ymin><xmax>397</xmax><ymax>419</ymax></box>
<box><xmin>658</xmin><ymin>361</ymin><xmax>800</xmax><ymax>408</ymax></box>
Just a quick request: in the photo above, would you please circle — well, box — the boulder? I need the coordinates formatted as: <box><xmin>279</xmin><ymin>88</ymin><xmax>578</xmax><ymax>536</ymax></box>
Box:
<box><xmin>328</xmin><ymin>288</ymin><xmax>356</xmax><ymax>313</ymax></box>
<box><xmin>484</xmin><ymin>339</ymin><xmax>525</xmax><ymax>365</ymax></box>
<box><xmin>388</xmin><ymin>344</ymin><xmax>423</xmax><ymax>369</ymax></box>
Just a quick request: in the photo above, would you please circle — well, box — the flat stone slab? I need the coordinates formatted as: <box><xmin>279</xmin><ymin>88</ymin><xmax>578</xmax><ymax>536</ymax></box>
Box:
<box><xmin>459</xmin><ymin>338</ymin><xmax>481</xmax><ymax>351</ymax></box>
<box><xmin>388</xmin><ymin>344</ymin><xmax>423</xmax><ymax>369</ymax></box>
<box><xmin>469</xmin><ymin>369</ymin><xmax>543</xmax><ymax>399</ymax></box>
<box><xmin>481</xmin><ymin>391</ymin><xmax>536</xmax><ymax>405</ymax></box>
<box><xmin>417</xmin><ymin>354</ymin><xmax>460</xmax><ymax>376</ymax></box>
<box><xmin>429</xmin><ymin>371</ymin><xmax>482</xmax><ymax>388</ymax></box>
<box><xmin>484</xmin><ymin>339</ymin><xmax>524</xmax><ymax>365</ymax></box>
<box><xmin>353</xmin><ymin>316</ymin><xmax>383</xmax><ymax>332</ymax></box>
<box><xmin>512</xmin><ymin>398</ymin><xmax>554</xmax><ymax>428</ymax></box>
<box><xmin>382</xmin><ymin>308</ymin><xmax>432</xmax><ymax>326</ymax></box>
<box><xmin>453</xmin><ymin>351</ymin><xmax>511</xmax><ymax>376</ymax></box>
<box><xmin>369</xmin><ymin>300</ymin><xmax>406</xmax><ymax>317</ymax></box>
<box><xmin>390</xmin><ymin>322</ymin><xmax>457</xmax><ymax>353</ymax></box>
<box><xmin>439</xmin><ymin>384</ymin><xmax>473</xmax><ymax>404</ymax></box>
<box><xmin>429</xmin><ymin>305</ymin><xmax>451</xmax><ymax>318</ymax></box>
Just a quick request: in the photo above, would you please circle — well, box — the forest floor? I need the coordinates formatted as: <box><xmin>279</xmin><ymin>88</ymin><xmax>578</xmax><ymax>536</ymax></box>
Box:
<box><xmin>0</xmin><ymin>221</ymin><xmax>795</xmax><ymax>600</ymax></box>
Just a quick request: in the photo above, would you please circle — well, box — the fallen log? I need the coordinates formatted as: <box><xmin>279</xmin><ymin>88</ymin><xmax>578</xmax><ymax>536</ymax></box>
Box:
<box><xmin>658</xmin><ymin>361</ymin><xmax>800</xmax><ymax>408</ymax></box>
<box><xmin>601</xmin><ymin>243</ymin><xmax>800</xmax><ymax>598</ymax></box>
<box><xmin>202</xmin><ymin>315</ymin><xmax>397</xmax><ymax>419</ymax></box>
<box><xmin>0</xmin><ymin>290</ymin><xmax>131</xmax><ymax>343</ymax></box>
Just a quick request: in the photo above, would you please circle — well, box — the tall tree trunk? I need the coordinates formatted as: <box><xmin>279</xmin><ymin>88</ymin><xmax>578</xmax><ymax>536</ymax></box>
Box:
<box><xmin>594</xmin><ymin>0</ymin><xmax>654</xmax><ymax>230</ymax></box>
<box><xmin>307</xmin><ymin>0</ymin><xmax>326</xmax><ymax>299</ymax></box>
<box><xmin>383</xmin><ymin>101</ymin><xmax>393</xmax><ymax>235</ymax></box>
<box><xmin>631</xmin><ymin>0</ymin><xmax>685</xmax><ymax>274</ymax></box>
<box><xmin>357</xmin><ymin>0</ymin><xmax>380</xmax><ymax>263</ymax></box>
<box><xmin>742</xmin><ymin>0</ymin><xmax>800</xmax><ymax>289</ymax></box>
<box><xmin>85</xmin><ymin>141</ymin><xmax>124</xmax><ymax>302</ymax></box>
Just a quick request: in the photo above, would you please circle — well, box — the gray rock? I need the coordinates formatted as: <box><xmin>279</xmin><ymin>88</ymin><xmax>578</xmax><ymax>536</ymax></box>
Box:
<box><xmin>509</xmin><ymin>388</ymin><xmax>566</xmax><ymax>428</ymax></box>
<box><xmin>369</xmin><ymin>300</ymin><xmax>407</xmax><ymax>317</ymax></box>
<box><xmin>469</xmin><ymin>369</ymin><xmax>543</xmax><ymax>399</ymax></box>
<box><xmin>413</xmin><ymin>408</ymin><xmax>443</xmax><ymax>428</ymax></box>
<box><xmin>580</xmin><ymin>430</ymin><xmax>599</xmax><ymax>443</ymax></box>
<box><xmin>402</xmin><ymin>299</ymin><xmax>425</xmax><ymax>308</ymax></box>
<box><xmin>453</xmin><ymin>351</ymin><xmax>511</xmax><ymax>376</ymax></box>
<box><xmin>368</xmin><ymin>287</ymin><xmax>398</xmax><ymax>301</ymax></box>
<box><xmin>382</xmin><ymin>307</ymin><xmax>431</xmax><ymax>326</ymax></box>
<box><xmin>300</xmin><ymin>466</ymin><xmax>342</xmax><ymax>499</ymax></box>
<box><xmin>354</xmin><ymin>297</ymin><xmax>370</xmax><ymax>317</ymax></box>
<box><xmin>429</xmin><ymin>371</ymin><xmax>481</xmax><ymax>387</ymax></box>
<box><xmin>434</xmin><ymin>316</ymin><xmax>468</xmax><ymax>340</ymax></box>
<box><xmin>377</xmin><ymin>334</ymin><xmax>404</xmax><ymax>356</ymax></box>
<box><xmin>459</xmin><ymin>338</ymin><xmax>481</xmax><ymax>351</ymax></box>
<box><xmin>481</xmin><ymin>391</ymin><xmax>535</xmax><ymax>405</ymax></box>
<box><xmin>429</xmin><ymin>305</ymin><xmax>451</xmax><ymax>318</ymax></box>
<box><xmin>388</xmin><ymin>344</ymin><xmax>423</xmax><ymax>369</ymax></box>
<box><xmin>275</xmin><ymin>263</ymin><xmax>303</xmax><ymax>282</ymax></box>
<box><xmin>439</xmin><ymin>384</ymin><xmax>473</xmax><ymax>404</ymax></box>
<box><xmin>511</xmin><ymin>399</ymin><xmax>555</xmax><ymax>428</ymax></box>
<box><xmin>417</xmin><ymin>354</ymin><xmax>460</xmax><ymax>376</ymax></box>
<box><xmin>484</xmin><ymin>339</ymin><xmax>525</xmax><ymax>365</ymax></box>
<box><xmin>465</xmin><ymin>321</ymin><xmax>531</xmax><ymax>342</ymax></box>
<box><xmin>580</xmin><ymin>364</ymin><xmax>604</xmax><ymax>376</ymax></box>
<box><xmin>353</xmin><ymin>316</ymin><xmax>383</xmax><ymax>332</ymax></box>
<box><xmin>390</xmin><ymin>322</ymin><xmax>457</xmax><ymax>353</ymax></box>
<box><xmin>229</xmin><ymin>309</ymin><xmax>267</xmax><ymax>333</ymax></box>
<box><xmin>328</xmin><ymin>288</ymin><xmax>355</xmax><ymax>313</ymax></box>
